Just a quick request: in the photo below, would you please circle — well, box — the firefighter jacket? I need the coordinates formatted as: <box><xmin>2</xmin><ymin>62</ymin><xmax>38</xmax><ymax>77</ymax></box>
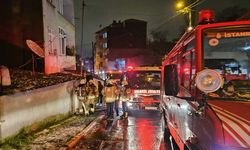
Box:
<box><xmin>86</xmin><ymin>82</ymin><xmax>98</xmax><ymax>100</ymax></box>
<box><xmin>104</xmin><ymin>84</ymin><xmax>119</xmax><ymax>103</ymax></box>
<box><xmin>76</xmin><ymin>84</ymin><xmax>87</xmax><ymax>101</ymax></box>
<box><xmin>120</xmin><ymin>86</ymin><xmax>132</xmax><ymax>102</ymax></box>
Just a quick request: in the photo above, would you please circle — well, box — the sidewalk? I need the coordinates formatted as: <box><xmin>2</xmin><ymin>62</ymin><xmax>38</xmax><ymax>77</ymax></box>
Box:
<box><xmin>21</xmin><ymin>106</ymin><xmax>106</xmax><ymax>150</ymax></box>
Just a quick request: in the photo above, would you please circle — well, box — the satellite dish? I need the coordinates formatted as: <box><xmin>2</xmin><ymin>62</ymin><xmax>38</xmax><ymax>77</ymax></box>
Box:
<box><xmin>26</xmin><ymin>40</ymin><xmax>45</xmax><ymax>58</ymax></box>
<box><xmin>25</xmin><ymin>39</ymin><xmax>45</xmax><ymax>74</ymax></box>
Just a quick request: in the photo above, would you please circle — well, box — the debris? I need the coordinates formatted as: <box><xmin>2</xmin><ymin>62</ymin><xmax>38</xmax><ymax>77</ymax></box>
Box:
<box><xmin>1</xmin><ymin>69</ymin><xmax>81</xmax><ymax>95</ymax></box>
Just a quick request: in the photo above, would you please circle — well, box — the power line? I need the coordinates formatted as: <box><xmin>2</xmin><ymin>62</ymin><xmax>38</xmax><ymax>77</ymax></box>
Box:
<box><xmin>150</xmin><ymin>0</ymin><xmax>206</xmax><ymax>32</ymax></box>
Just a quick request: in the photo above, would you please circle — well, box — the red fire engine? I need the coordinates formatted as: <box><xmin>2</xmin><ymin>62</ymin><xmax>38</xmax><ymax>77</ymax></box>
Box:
<box><xmin>107</xmin><ymin>66</ymin><xmax>161</xmax><ymax>109</ymax></box>
<box><xmin>161</xmin><ymin>9</ymin><xmax>250</xmax><ymax>150</ymax></box>
<box><xmin>126</xmin><ymin>66</ymin><xmax>161</xmax><ymax>109</ymax></box>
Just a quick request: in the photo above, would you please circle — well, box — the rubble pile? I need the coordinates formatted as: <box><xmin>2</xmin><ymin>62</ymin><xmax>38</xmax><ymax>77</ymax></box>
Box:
<box><xmin>1</xmin><ymin>69</ymin><xmax>81</xmax><ymax>95</ymax></box>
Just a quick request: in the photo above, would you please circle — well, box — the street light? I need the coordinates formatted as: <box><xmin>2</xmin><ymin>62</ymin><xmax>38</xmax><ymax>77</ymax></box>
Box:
<box><xmin>175</xmin><ymin>0</ymin><xmax>193</xmax><ymax>30</ymax></box>
<box><xmin>176</xmin><ymin>1</ymin><xmax>185</xmax><ymax>10</ymax></box>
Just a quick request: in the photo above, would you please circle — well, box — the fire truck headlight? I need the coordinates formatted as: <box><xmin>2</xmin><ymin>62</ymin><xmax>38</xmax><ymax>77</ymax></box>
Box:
<box><xmin>127</xmin><ymin>102</ymin><xmax>132</xmax><ymax>107</ymax></box>
<box><xmin>134</xmin><ymin>93</ymin><xmax>138</xmax><ymax>98</ymax></box>
<box><xmin>195</xmin><ymin>69</ymin><xmax>223</xmax><ymax>93</ymax></box>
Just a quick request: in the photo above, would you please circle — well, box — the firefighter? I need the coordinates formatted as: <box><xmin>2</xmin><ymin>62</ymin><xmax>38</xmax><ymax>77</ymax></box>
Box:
<box><xmin>222</xmin><ymin>81</ymin><xmax>238</xmax><ymax>97</ymax></box>
<box><xmin>114</xmin><ymin>81</ymin><xmax>121</xmax><ymax>117</ymax></box>
<box><xmin>104</xmin><ymin>80</ymin><xmax>117</xmax><ymax>119</ymax></box>
<box><xmin>120</xmin><ymin>80</ymin><xmax>131</xmax><ymax>119</ymax></box>
<box><xmin>97</xmin><ymin>81</ymin><xmax>104</xmax><ymax>106</ymax></box>
<box><xmin>86</xmin><ymin>79</ymin><xmax>98</xmax><ymax>113</ymax></box>
<box><xmin>75</xmin><ymin>78</ymin><xmax>89</xmax><ymax>115</ymax></box>
<box><xmin>209</xmin><ymin>81</ymin><xmax>238</xmax><ymax>98</ymax></box>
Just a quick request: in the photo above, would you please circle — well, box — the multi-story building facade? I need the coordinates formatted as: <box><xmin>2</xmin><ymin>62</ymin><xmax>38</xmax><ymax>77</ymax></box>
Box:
<box><xmin>0</xmin><ymin>0</ymin><xmax>76</xmax><ymax>74</ymax></box>
<box><xmin>95</xmin><ymin>19</ymin><xmax>147</xmax><ymax>76</ymax></box>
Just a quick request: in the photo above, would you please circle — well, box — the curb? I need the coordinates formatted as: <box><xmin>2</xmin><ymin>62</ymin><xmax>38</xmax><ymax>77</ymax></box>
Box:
<box><xmin>66</xmin><ymin>115</ymin><xmax>106</xmax><ymax>149</ymax></box>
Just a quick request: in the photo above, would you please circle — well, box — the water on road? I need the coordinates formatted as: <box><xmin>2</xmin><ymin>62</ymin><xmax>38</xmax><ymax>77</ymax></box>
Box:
<box><xmin>75</xmin><ymin>102</ymin><xmax>172</xmax><ymax>150</ymax></box>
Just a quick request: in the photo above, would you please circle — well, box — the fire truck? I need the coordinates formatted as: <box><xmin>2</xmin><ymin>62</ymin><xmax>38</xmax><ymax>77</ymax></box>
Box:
<box><xmin>161</xmin><ymin>10</ymin><xmax>250</xmax><ymax>150</ymax></box>
<box><xmin>107</xmin><ymin>66</ymin><xmax>161</xmax><ymax>109</ymax></box>
<box><xmin>126</xmin><ymin>66</ymin><xmax>161</xmax><ymax>109</ymax></box>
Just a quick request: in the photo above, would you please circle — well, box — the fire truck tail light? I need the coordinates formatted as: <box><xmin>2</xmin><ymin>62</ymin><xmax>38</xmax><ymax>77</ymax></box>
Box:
<box><xmin>127</xmin><ymin>66</ymin><xmax>133</xmax><ymax>71</ymax></box>
<box><xmin>183</xmin><ymin>68</ymin><xmax>189</xmax><ymax>73</ymax></box>
<box><xmin>195</xmin><ymin>69</ymin><xmax>223</xmax><ymax>93</ymax></box>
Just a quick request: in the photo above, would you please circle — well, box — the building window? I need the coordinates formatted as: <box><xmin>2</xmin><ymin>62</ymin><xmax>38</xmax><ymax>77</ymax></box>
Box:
<box><xmin>58</xmin><ymin>0</ymin><xmax>63</xmax><ymax>14</ymax></box>
<box><xmin>103</xmin><ymin>42</ymin><xmax>107</xmax><ymax>48</ymax></box>
<box><xmin>59</xmin><ymin>27</ymin><xmax>66</xmax><ymax>55</ymax></box>
<box><xmin>48</xmin><ymin>28</ymin><xmax>56</xmax><ymax>55</ymax></box>
<box><xmin>102</xmin><ymin>32</ymin><xmax>107</xmax><ymax>38</ymax></box>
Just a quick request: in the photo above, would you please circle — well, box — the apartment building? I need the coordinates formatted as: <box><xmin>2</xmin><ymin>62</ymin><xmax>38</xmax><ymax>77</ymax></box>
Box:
<box><xmin>95</xmin><ymin>19</ymin><xmax>147</xmax><ymax>75</ymax></box>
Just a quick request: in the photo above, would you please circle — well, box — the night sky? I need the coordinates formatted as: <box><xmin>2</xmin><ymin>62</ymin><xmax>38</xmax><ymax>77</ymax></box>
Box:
<box><xmin>74</xmin><ymin>0</ymin><xmax>250</xmax><ymax>58</ymax></box>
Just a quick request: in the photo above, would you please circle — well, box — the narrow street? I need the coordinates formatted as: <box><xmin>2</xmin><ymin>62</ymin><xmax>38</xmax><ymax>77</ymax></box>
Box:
<box><xmin>74</xmin><ymin>102</ymin><xmax>172</xmax><ymax>150</ymax></box>
<box><xmin>1</xmin><ymin>1</ymin><xmax>250</xmax><ymax>150</ymax></box>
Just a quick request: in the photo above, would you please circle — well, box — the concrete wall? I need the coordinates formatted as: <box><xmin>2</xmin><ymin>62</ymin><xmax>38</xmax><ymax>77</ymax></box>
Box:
<box><xmin>45</xmin><ymin>55</ymin><xmax>76</xmax><ymax>73</ymax></box>
<box><xmin>0</xmin><ymin>81</ymin><xmax>79</xmax><ymax>140</ymax></box>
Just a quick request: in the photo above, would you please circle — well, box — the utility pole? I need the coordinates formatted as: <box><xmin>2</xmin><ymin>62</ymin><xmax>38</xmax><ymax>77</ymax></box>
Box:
<box><xmin>92</xmin><ymin>42</ymin><xmax>95</xmax><ymax>74</ymax></box>
<box><xmin>188</xmin><ymin>10</ymin><xmax>192</xmax><ymax>28</ymax></box>
<box><xmin>80</xmin><ymin>0</ymin><xmax>85</xmax><ymax>76</ymax></box>
<box><xmin>175</xmin><ymin>0</ymin><xmax>202</xmax><ymax>31</ymax></box>
<box><xmin>177</xmin><ymin>6</ymin><xmax>192</xmax><ymax>29</ymax></box>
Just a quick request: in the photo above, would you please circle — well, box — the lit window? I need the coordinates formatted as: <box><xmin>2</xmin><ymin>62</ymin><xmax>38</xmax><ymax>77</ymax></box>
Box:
<box><xmin>103</xmin><ymin>42</ymin><xmax>107</xmax><ymax>48</ymax></box>
<box><xmin>102</xmin><ymin>32</ymin><xmax>107</xmax><ymax>38</ymax></box>
<box><xmin>59</xmin><ymin>27</ymin><xmax>66</xmax><ymax>55</ymax></box>
<box><xmin>58</xmin><ymin>0</ymin><xmax>63</xmax><ymax>14</ymax></box>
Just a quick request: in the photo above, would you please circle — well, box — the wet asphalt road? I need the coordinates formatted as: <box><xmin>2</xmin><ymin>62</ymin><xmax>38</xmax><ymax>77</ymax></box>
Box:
<box><xmin>75</xmin><ymin>102</ymin><xmax>172</xmax><ymax>150</ymax></box>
